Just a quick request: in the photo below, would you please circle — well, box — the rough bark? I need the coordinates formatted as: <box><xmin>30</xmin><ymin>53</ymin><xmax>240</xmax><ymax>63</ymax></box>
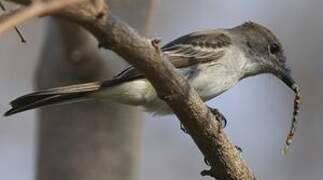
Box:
<box><xmin>35</xmin><ymin>1</ymin><xmax>153</xmax><ymax>180</ymax></box>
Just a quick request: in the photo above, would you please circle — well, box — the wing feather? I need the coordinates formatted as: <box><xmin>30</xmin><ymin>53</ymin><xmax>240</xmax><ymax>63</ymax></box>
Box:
<box><xmin>104</xmin><ymin>30</ymin><xmax>231</xmax><ymax>87</ymax></box>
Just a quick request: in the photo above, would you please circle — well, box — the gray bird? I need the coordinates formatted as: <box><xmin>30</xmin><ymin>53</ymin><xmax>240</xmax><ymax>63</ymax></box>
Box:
<box><xmin>4</xmin><ymin>22</ymin><xmax>298</xmax><ymax>117</ymax></box>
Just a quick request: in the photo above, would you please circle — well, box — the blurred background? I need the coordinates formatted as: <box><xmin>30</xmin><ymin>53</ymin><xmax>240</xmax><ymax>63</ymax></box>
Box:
<box><xmin>0</xmin><ymin>0</ymin><xmax>322</xmax><ymax>180</ymax></box>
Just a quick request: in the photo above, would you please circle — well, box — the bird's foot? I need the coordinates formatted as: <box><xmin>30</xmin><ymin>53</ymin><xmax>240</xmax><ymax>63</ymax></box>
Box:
<box><xmin>208</xmin><ymin>107</ymin><xmax>227</xmax><ymax>128</ymax></box>
<box><xmin>204</xmin><ymin>157</ymin><xmax>210</xmax><ymax>166</ymax></box>
<box><xmin>235</xmin><ymin>145</ymin><xmax>243</xmax><ymax>153</ymax></box>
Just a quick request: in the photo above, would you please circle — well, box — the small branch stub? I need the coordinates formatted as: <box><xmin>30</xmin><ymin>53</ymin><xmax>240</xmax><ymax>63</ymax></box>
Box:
<box><xmin>151</xmin><ymin>38</ymin><xmax>161</xmax><ymax>53</ymax></box>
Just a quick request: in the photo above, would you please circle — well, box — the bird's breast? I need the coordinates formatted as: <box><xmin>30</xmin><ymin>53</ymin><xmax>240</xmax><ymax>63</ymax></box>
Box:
<box><xmin>184</xmin><ymin>47</ymin><xmax>248</xmax><ymax>101</ymax></box>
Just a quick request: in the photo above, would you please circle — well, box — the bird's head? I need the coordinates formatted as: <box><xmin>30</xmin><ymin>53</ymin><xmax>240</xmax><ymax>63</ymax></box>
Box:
<box><xmin>232</xmin><ymin>21</ymin><xmax>296</xmax><ymax>90</ymax></box>
<box><xmin>232</xmin><ymin>22</ymin><xmax>301</xmax><ymax>154</ymax></box>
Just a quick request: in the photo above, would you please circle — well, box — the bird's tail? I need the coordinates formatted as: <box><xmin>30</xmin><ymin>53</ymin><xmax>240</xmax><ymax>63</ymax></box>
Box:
<box><xmin>4</xmin><ymin>82</ymin><xmax>101</xmax><ymax>116</ymax></box>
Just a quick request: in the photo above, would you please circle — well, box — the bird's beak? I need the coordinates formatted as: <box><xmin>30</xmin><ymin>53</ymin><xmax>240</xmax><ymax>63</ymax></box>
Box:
<box><xmin>277</xmin><ymin>67</ymin><xmax>297</xmax><ymax>92</ymax></box>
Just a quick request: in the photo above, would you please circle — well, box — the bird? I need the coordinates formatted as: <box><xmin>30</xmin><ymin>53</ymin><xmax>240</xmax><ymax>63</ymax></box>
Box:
<box><xmin>4</xmin><ymin>22</ymin><xmax>298</xmax><ymax>117</ymax></box>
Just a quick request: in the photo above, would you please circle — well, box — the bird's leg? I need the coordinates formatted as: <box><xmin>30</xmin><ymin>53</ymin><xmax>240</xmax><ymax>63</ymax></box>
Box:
<box><xmin>181</xmin><ymin>108</ymin><xmax>227</xmax><ymax>134</ymax></box>
<box><xmin>208</xmin><ymin>107</ymin><xmax>227</xmax><ymax>128</ymax></box>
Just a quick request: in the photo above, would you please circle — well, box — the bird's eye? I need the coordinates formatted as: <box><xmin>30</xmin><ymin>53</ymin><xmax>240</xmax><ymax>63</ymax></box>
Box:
<box><xmin>269</xmin><ymin>43</ymin><xmax>280</xmax><ymax>54</ymax></box>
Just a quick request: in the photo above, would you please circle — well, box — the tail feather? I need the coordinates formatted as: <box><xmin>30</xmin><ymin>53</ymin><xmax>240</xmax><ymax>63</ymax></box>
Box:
<box><xmin>4</xmin><ymin>82</ymin><xmax>101</xmax><ymax>116</ymax></box>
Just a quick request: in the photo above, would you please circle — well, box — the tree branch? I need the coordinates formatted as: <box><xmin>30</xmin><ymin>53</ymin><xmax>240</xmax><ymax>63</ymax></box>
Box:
<box><xmin>4</xmin><ymin>0</ymin><xmax>30</xmax><ymax>5</ymax></box>
<box><xmin>1</xmin><ymin>0</ymin><xmax>255</xmax><ymax>179</ymax></box>
<box><xmin>0</xmin><ymin>0</ymin><xmax>84</xmax><ymax>36</ymax></box>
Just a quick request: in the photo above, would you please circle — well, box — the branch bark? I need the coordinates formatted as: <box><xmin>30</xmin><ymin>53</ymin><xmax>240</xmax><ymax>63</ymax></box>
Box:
<box><xmin>2</xmin><ymin>0</ymin><xmax>255</xmax><ymax>179</ymax></box>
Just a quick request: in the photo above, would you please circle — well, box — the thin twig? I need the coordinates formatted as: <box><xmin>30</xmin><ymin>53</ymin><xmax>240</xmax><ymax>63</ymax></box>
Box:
<box><xmin>0</xmin><ymin>1</ymin><xmax>26</xmax><ymax>42</ymax></box>
<box><xmin>0</xmin><ymin>0</ymin><xmax>85</xmax><ymax>37</ymax></box>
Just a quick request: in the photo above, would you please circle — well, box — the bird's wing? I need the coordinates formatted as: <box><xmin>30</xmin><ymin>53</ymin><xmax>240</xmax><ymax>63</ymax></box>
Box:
<box><xmin>103</xmin><ymin>31</ymin><xmax>231</xmax><ymax>86</ymax></box>
<box><xmin>162</xmin><ymin>30</ymin><xmax>231</xmax><ymax>68</ymax></box>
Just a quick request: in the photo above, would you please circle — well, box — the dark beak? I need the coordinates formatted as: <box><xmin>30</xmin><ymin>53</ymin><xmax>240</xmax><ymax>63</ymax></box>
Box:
<box><xmin>278</xmin><ymin>67</ymin><xmax>297</xmax><ymax>91</ymax></box>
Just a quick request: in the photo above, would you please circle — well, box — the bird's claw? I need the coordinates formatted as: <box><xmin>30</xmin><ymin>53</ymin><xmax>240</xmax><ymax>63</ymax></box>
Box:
<box><xmin>208</xmin><ymin>107</ymin><xmax>227</xmax><ymax>128</ymax></box>
<box><xmin>204</xmin><ymin>157</ymin><xmax>210</xmax><ymax>166</ymax></box>
<box><xmin>180</xmin><ymin>123</ymin><xmax>188</xmax><ymax>134</ymax></box>
<box><xmin>235</xmin><ymin>145</ymin><xmax>243</xmax><ymax>153</ymax></box>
